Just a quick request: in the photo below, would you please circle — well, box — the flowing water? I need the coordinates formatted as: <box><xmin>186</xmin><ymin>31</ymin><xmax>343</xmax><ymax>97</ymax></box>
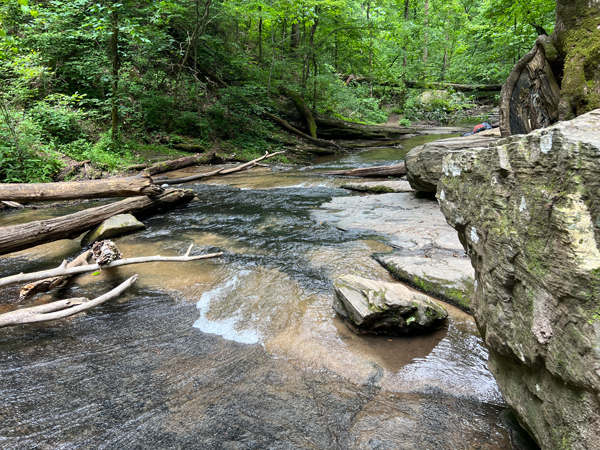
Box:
<box><xmin>0</xmin><ymin>136</ymin><xmax>520</xmax><ymax>449</ymax></box>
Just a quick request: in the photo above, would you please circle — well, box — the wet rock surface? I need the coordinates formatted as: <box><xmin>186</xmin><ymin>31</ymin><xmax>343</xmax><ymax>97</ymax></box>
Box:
<box><xmin>81</xmin><ymin>213</ymin><xmax>146</xmax><ymax>247</ymax></box>
<box><xmin>333</xmin><ymin>274</ymin><xmax>448</xmax><ymax>335</ymax></box>
<box><xmin>341</xmin><ymin>180</ymin><xmax>414</xmax><ymax>194</ymax></box>
<box><xmin>406</xmin><ymin>129</ymin><xmax>500</xmax><ymax>192</ymax></box>
<box><xmin>313</xmin><ymin>192</ymin><xmax>474</xmax><ymax>309</ymax></box>
<box><xmin>438</xmin><ymin>109</ymin><xmax>600</xmax><ymax>449</ymax></box>
<box><xmin>0</xmin><ymin>135</ymin><xmax>518</xmax><ymax>449</ymax></box>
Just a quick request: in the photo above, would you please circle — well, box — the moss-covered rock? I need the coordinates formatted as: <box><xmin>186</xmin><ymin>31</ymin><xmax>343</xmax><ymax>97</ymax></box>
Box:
<box><xmin>81</xmin><ymin>214</ymin><xmax>146</xmax><ymax>247</ymax></box>
<box><xmin>438</xmin><ymin>109</ymin><xmax>600</xmax><ymax>450</ymax></box>
<box><xmin>332</xmin><ymin>274</ymin><xmax>448</xmax><ymax>335</ymax></box>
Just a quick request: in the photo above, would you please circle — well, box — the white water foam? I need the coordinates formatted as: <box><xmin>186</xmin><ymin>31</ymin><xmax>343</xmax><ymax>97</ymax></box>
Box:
<box><xmin>193</xmin><ymin>272</ymin><xmax>260</xmax><ymax>345</ymax></box>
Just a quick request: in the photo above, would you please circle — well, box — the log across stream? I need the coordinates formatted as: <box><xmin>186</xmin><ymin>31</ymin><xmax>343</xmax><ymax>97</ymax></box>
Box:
<box><xmin>0</xmin><ymin>135</ymin><xmax>520</xmax><ymax>448</ymax></box>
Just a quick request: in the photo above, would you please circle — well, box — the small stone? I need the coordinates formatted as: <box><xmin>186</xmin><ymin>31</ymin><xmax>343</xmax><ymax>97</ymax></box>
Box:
<box><xmin>81</xmin><ymin>214</ymin><xmax>146</xmax><ymax>247</ymax></box>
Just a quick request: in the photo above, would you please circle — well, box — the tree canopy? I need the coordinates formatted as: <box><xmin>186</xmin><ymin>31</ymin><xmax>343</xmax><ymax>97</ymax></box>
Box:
<box><xmin>0</xmin><ymin>0</ymin><xmax>556</xmax><ymax>182</ymax></box>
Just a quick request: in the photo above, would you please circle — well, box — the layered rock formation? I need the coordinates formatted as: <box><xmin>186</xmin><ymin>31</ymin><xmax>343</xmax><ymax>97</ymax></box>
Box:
<box><xmin>438</xmin><ymin>109</ymin><xmax>600</xmax><ymax>449</ymax></box>
<box><xmin>405</xmin><ymin>129</ymin><xmax>500</xmax><ymax>192</ymax></box>
<box><xmin>332</xmin><ymin>274</ymin><xmax>448</xmax><ymax>335</ymax></box>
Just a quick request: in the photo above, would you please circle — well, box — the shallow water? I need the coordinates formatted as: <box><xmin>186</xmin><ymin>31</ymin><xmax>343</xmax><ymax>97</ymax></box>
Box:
<box><xmin>0</xmin><ymin>135</ymin><xmax>517</xmax><ymax>449</ymax></box>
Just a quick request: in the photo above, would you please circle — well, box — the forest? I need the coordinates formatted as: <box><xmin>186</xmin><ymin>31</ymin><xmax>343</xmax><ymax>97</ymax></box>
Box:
<box><xmin>0</xmin><ymin>0</ymin><xmax>557</xmax><ymax>183</ymax></box>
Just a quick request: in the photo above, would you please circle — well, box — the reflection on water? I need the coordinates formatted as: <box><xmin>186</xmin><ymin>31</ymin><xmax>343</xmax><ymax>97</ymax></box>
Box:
<box><xmin>0</xmin><ymin>134</ymin><xmax>518</xmax><ymax>448</ymax></box>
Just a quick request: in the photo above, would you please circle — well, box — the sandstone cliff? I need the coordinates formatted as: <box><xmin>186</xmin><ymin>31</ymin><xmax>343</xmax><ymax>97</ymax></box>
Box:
<box><xmin>438</xmin><ymin>110</ymin><xmax>600</xmax><ymax>449</ymax></box>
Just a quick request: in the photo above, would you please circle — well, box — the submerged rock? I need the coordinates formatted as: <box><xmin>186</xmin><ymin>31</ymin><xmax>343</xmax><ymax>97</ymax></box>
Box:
<box><xmin>405</xmin><ymin>129</ymin><xmax>500</xmax><ymax>192</ymax></box>
<box><xmin>313</xmin><ymin>193</ymin><xmax>475</xmax><ymax>310</ymax></box>
<box><xmin>81</xmin><ymin>213</ymin><xmax>146</xmax><ymax>247</ymax></box>
<box><xmin>438</xmin><ymin>109</ymin><xmax>600</xmax><ymax>449</ymax></box>
<box><xmin>332</xmin><ymin>274</ymin><xmax>448</xmax><ymax>335</ymax></box>
<box><xmin>341</xmin><ymin>180</ymin><xmax>414</xmax><ymax>194</ymax></box>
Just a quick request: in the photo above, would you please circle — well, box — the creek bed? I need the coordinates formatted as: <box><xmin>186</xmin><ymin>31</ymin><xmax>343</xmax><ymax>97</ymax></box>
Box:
<box><xmin>0</xmin><ymin>136</ymin><xmax>517</xmax><ymax>449</ymax></box>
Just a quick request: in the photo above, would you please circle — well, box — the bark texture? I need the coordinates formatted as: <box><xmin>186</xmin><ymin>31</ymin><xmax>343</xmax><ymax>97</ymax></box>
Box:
<box><xmin>0</xmin><ymin>189</ymin><xmax>194</xmax><ymax>256</ymax></box>
<box><xmin>0</xmin><ymin>175</ymin><xmax>163</xmax><ymax>202</ymax></box>
<box><xmin>500</xmin><ymin>1</ymin><xmax>600</xmax><ymax>135</ymax></box>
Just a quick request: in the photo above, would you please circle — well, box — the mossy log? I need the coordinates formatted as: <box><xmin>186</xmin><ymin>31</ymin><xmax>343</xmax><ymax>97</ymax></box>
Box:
<box><xmin>0</xmin><ymin>174</ymin><xmax>163</xmax><ymax>203</ymax></box>
<box><xmin>0</xmin><ymin>189</ymin><xmax>194</xmax><ymax>256</ymax></box>
<box><xmin>404</xmin><ymin>80</ymin><xmax>503</xmax><ymax>92</ymax></box>
<box><xmin>279</xmin><ymin>87</ymin><xmax>318</xmax><ymax>138</ymax></box>
<box><xmin>313</xmin><ymin>116</ymin><xmax>468</xmax><ymax>140</ymax></box>
<box><xmin>142</xmin><ymin>153</ymin><xmax>217</xmax><ymax>176</ymax></box>
<box><xmin>172</xmin><ymin>143</ymin><xmax>206</xmax><ymax>153</ymax></box>
<box><xmin>262</xmin><ymin>111</ymin><xmax>341</xmax><ymax>149</ymax></box>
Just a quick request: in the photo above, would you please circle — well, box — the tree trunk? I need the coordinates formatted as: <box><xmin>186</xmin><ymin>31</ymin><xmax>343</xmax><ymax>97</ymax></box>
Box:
<box><xmin>279</xmin><ymin>87</ymin><xmax>318</xmax><ymax>138</ymax></box>
<box><xmin>500</xmin><ymin>1</ymin><xmax>600</xmax><ymax>135</ymax></box>
<box><xmin>0</xmin><ymin>189</ymin><xmax>195</xmax><ymax>256</ymax></box>
<box><xmin>0</xmin><ymin>175</ymin><xmax>163</xmax><ymax>202</ymax></box>
<box><xmin>262</xmin><ymin>111</ymin><xmax>340</xmax><ymax>148</ymax></box>
<box><xmin>291</xmin><ymin>21</ymin><xmax>300</xmax><ymax>50</ymax></box>
<box><xmin>110</xmin><ymin>8</ymin><xmax>120</xmax><ymax>143</ymax></box>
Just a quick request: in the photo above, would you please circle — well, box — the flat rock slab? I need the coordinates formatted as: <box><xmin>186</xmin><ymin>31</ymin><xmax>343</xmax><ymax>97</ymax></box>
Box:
<box><xmin>313</xmin><ymin>192</ymin><xmax>474</xmax><ymax>310</ymax></box>
<box><xmin>81</xmin><ymin>214</ymin><xmax>146</xmax><ymax>247</ymax></box>
<box><xmin>341</xmin><ymin>180</ymin><xmax>414</xmax><ymax>194</ymax></box>
<box><xmin>374</xmin><ymin>250</ymin><xmax>473</xmax><ymax>311</ymax></box>
<box><xmin>333</xmin><ymin>274</ymin><xmax>448</xmax><ymax>335</ymax></box>
<box><xmin>406</xmin><ymin>129</ymin><xmax>501</xmax><ymax>192</ymax></box>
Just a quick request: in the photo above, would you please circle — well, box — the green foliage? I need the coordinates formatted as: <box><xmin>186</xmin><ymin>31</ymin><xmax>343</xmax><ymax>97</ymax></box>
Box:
<box><xmin>58</xmin><ymin>133</ymin><xmax>136</xmax><ymax>172</ymax></box>
<box><xmin>0</xmin><ymin>109</ymin><xmax>63</xmax><ymax>182</ymax></box>
<box><xmin>28</xmin><ymin>93</ymin><xmax>87</xmax><ymax>144</ymax></box>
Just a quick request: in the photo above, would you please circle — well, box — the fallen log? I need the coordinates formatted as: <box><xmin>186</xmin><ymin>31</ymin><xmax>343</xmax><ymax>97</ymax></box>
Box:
<box><xmin>142</xmin><ymin>153</ymin><xmax>217</xmax><ymax>176</ymax></box>
<box><xmin>172</xmin><ymin>143</ymin><xmax>206</xmax><ymax>153</ymax></box>
<box><xmin>0</xmin><ymin>275</ymin><xmax>138</xmax><ymax>328</ymax></box>
<box><xmin>404</xmin><ymin>80</ymin><xmax>503</xmax><ymax>92</ymax></box>
<box><xmin>19</xmin><ymin>250</ymin><xmax>92</xmax><ymax>301</ymax></box>
<box><xmin>0</xmin><ymin>174</ymin><xmax>163</xmax><ymax>203</ymax></box>
<box><xmin>54</xmin><ymin>159</ymin><xmax>91</xmax><ymax>182</ymax></box>
<box><xmin>159</xmin><ymin>151</ymin><xmax>285</xmax><ymax>185</ymax></box>
<box><xmin>321</xmin><ymin>162</ymin><xmax>406</xmax><ymax>178</ymax></box>
<box><xmin>313</xmin><ymin>116</ymin><xmax>468</xmax><ymax>140</ymax></box>
<box><xmin>0</xmin><ymin>189</ymin><xmax>195</xmax><ymax>256</ymax></box>
<box><xmin>279</xmin><ymin>87</ymin><xmax>318</xmax><ymax>138</ymax></box>
<box><xmin>262</xmin><ymin>111</ymin><xmax>341</xmax><ymax>149</ymax></box>
<box><xmin>1</xmin><ymin>244</ymin><xmax>222</xmax><ymax>288</ymax></box>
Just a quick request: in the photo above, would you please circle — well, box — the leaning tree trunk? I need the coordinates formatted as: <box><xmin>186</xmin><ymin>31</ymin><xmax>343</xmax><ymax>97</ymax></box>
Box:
<box><xmin>500</xmin><ymin>0</ymin><xmax>600</xmax><ymax>136</ymax></box>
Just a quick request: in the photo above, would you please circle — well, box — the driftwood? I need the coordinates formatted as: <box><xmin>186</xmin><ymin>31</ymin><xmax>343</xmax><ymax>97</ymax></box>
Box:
<box><xmin>159</xmin><ymin>151</ymin><xmax>285</xmax><ymax>185</ymax></box>
<box><xmin>142</xmin><ymin>153</ymin><xmax>217</xmax><ymax>176</ymax></box>
<box><xmin>54</xmin><ymin>159</ymin><xmax>91</xmax><ymax>182</ymax></box>
<box><xmin>19</xmin><ymin>250</ymin><xmax>92</xmax><ymax>301</ymax></box>
<box><xmin>0</xmin><ymin>244</ymin><xmax>222</xmax><ymax>289</ymax></box>
<box><xmin>262</xmin><ymin>111</ymin><xmax>341</xmax><ymax>149</ymax></box>
<box><xmin>0</xmin><ymin>189</ymin><xmax>195</xmax><ymax>256</ymax></box>
<box><xmin>1</xmin><ymin>200</ymin><xmax>23</xmax><ymax>208</ymax></box>
<box><xmin>321</xmin><ymin>162</ymin><xmax>406</xmax><ymax>178</ymax></box>
<box><xmin>0</xmin><ymin>174</ymin><xmax>163</xmax><ymax>203</ymax></box>
<box><xmin>0</xmin><ymin>275</ymin><xmax>138</xmax><ymax>328</ymax></box>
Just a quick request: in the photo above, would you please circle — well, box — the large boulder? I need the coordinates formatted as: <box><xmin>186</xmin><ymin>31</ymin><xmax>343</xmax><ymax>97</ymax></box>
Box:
<box><xmin>332</xmin><ymin>274</ymin><xmax>448</xmax><ymax>335</ymax></box>
<box><xmin>438</xmin><ymin>109</ymin><xmax>600</xmax><ymax>449</ymax></box>
<box><xmin>81</xmin><ymin>214</ymin><xmax>146</xmax><ymax>247</ymax></box>
<box><xmin>405</xmin><ymin>129</ymin><xmax>500</xmax><ymax>192</ymax></box>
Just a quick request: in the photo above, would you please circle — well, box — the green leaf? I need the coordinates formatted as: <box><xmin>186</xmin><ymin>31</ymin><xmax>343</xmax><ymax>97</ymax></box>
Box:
<box><xmin>92</xmin><ymin>271</ymin><xmax>101</xmax><ymax>276</ymax></box>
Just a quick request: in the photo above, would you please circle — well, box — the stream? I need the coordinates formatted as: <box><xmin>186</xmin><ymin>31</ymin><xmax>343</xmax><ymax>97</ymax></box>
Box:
<box><xmin>0</xmin><ymin>135</ymin><xmax>517</xmax><ymax>449</ymax></box>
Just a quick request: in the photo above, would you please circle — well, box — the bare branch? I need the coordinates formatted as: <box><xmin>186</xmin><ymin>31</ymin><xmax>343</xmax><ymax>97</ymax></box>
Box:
<box><xmin>0</xmin><ymin>248</ymin><xmax>223</xmax><ymax>289</ymax></box>
<box><xmin>0</xmin><ymin>275</ymin><xmax>138</xmax><ymax>328</ymax></box>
